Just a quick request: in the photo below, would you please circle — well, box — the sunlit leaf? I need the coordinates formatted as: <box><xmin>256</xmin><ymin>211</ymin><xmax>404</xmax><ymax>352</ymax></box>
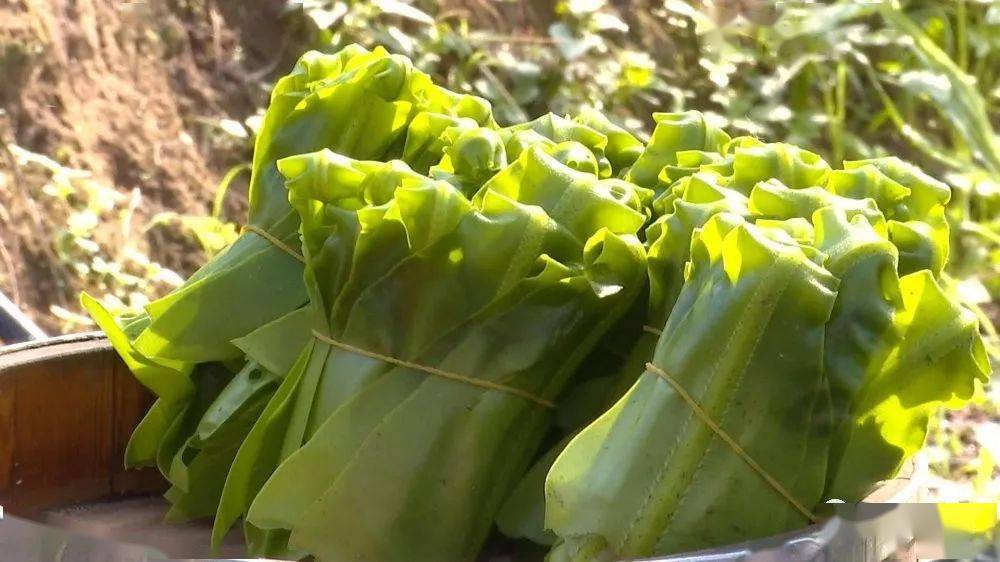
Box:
<box><xmin>664</xmin><ymin>0</ymin><xmax>717</xmax><ymax>35</ymax></box>
<box><xmin>218</xmin><ymin>118</ymin><xmax>249</xmax><ymax>139</ymax></box>
<box><xmin>373</xmin><ymin>0</ymin><xmax>433</xmax><ymax>25</ymax></box>
<box><xmin>593</xmin><ymin>12</ymin><xmax>628</xmax><ymax>33</ymax></box>
<box><xmin>880</xmin><ymin>3</ymin><xmax>1000</xmax><ymax>174</ymax></box>
<box><xmin>770</xmin><ymin>3</ymin><xmax>875</xmax><ymax>41</ymax></box>
<box><xmin>561</xmin><ymin>0</ymin><xmax>605</xmax><ymax>16</ymax></box>
<box><xmin>549</xmin><ymin>22</ymin><xmax>603</xmax><ymax>60</ymax></box>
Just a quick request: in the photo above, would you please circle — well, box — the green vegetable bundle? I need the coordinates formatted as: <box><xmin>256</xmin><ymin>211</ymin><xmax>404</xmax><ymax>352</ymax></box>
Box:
<box><xmin>82</xmin><ymin>45</ymin><xmax>499</xmax><ymax>526</ymax></box>
<box><xmin>225</xmin><ymin>145</ymin><xmax>646</xmax><ymax>561</ymax></box>
<box><xmin>543</xmin><ymin>123</ymin><xmax>991</xmax><ymax>561</ymax></box>
<box><xmin>84</xmin><ymin>44</ymin><xmax>991</xmax><ymax>562</ymax></box>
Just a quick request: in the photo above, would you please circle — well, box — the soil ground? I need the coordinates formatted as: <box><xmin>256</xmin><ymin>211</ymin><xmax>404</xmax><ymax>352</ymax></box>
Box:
<box><xmin>0</xmin><ymin>0</ymin><xmax>302</xmax><ymax>333</ymax></box>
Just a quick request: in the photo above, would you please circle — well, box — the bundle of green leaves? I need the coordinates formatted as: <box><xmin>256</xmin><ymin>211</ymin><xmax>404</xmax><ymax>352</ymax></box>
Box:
<box><xmin>541</xmin><ymin>113</ymin><xmax>991</xmax><ymax>562</ymax></box>
<box><xmin>86</xmin><ymin>45</ymin><xmax>991</xmax><ymax>562</ymax></box>
<box><xmin>84</xmin><ymin>44</ymin><xmax>497</xmax><ymax>509</ymax></box>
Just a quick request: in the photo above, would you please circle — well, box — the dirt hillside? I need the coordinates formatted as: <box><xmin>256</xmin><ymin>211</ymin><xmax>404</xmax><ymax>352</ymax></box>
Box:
<box><xmin>0</xmin><ymin>0</ymin><xmax>298</xmax><ymax>334</ymax></box>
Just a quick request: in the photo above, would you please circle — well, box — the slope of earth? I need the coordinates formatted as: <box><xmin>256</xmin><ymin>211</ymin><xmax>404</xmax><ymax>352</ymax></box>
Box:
<box><xmin>0</xmin><ymin>0</ymin><xmax>299</xmax><ymax>335</ymax></box>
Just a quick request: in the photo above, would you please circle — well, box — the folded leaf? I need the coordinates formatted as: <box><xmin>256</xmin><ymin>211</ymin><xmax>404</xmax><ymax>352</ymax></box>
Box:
<box><xmin>132</xmin><ymin>45</ymin><xmax>495</xmax><ymax>362</ymax></box>
<box><xmin>545</xmin><ymin>216</ymin><xmax>838</xmax><ymax>560</ymax></box>
<box><xmin>165</xmin><ymin>367</ymin><xmax>281</xmax><ymax>523</ymax></box>
<box><xmin>573</xmin><ymin>108</ymin><xmax>643</xmax><ymax>174</ymax></box>
<box><xmin>81</xmin><ymin>293</ymin><xmax>193</xmax><ymax>403</ymax></box>
<box><xmin>826</xmin><ymin>270</ymin><xmax>990</xmax><ymax>500</ymax></box>
<box><xmin>730</xmin><ymin>142</ymin><xmax>830</xmax><ymax>192</ymax></box>
<box><xmin>502</xmin><ymin>113</ymin><xmax>613</xmax><ymax>178</ymax></box>
<box><xmin>627</xmin><ymin>111</ymin><xmax>731</xmax><ymax>190</ymax></box>
<box><xmin>430</xmin><ymin>126</ymin><xmax>508</xmax><ymax>195</ymax></box>
<box><xmin>402</xmin><ymin>112</ymin><xmax>480</xmax><ymax>175</ymax></box>
<box><xmin>243</xmin><ymin>152</ymin><xmax>647</xmax><ymax>562</ymax></box>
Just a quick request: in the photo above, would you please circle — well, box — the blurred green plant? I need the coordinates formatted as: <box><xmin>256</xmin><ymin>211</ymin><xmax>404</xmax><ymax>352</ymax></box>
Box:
<box><xmin>285</xmin><ymin>0</ymin><xmax>693</xmax><ymax>130</ymax></box>
<box><xmin>147</xmin><ymin>162</ymin><xmax>248</xmax><ymax>260</ymax></box>
<box><xmin>3</xmin><ymin>144</ymin><xmax>184</xmax><ymax>332</ymax></box>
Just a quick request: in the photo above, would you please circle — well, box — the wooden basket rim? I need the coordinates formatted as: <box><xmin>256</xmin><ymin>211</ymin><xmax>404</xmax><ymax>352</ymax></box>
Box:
<box><xmin>0</xmin><ymin>332</ymin><xmax>110</xmax><ymax>372</ymax></box>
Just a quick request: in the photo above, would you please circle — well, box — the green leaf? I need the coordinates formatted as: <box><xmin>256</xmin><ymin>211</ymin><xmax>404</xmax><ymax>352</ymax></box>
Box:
<box><xmin>232</xmin><ymin>307</ymin><xmax>314</xmax><ymax>376</ymax></box>
<box><xmin>502</xmin><ymin>114</ymin><xmax>614</xmax><ymax>179</ymax></box>
<box><xmin>879</xmin><ymin>3</ymin><xmax>1000</xmax><ymax>175</ymax></box>
<box><xmin>826</xmin><ymin>270</ymin><xmax>991</xmax><ymax>500</ymax></box>
<box><xmin>627</xmin><ymin>112</ymin><xmax>731</xmax><ymax>191</ymax></box>
<box><xmin>129</xmin><ymin>45</ymin><xmax>496</xmax><ymax>362</ymax></box>
<box><xmin>730</xmin><ymin>142</ymin><xmax>831</xmax><ymax>193</ymax></box>
<box><xmin>373</xmin><ymin>0</ymin><xmax>434</xmax><ymax>25</ymax></box>
<box><xmin>546</xmin><ymin>216</ymin><xmax>839</xmax><ymax>560</ymax></box>
<box><xmin>244</xmin><ymin>149</ymin><xmax>647</xmax><ymax>562</ymax></box>
<box><xmin>770</xmin><ymin>3</ymin><xmax>875</xmax><ymax>42</ymax></box>
<box><xmin>497</xmin><ymin>434</ymin><xmax>570</xmax><ymax>546</ymax></box>
<box><xmin>573</xmin><ymin>108</ymin><xmax>643</xmax><ymax>174</ymax></box>
<box><xmin>81</xmin><ymin>293</ymin><xmax>193</xmax><ymax>402</ymax></box>
<box><xmin>211</xmin><ymin>343</ymin><xmax>317</xmax><ymax>554</ymax></box>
